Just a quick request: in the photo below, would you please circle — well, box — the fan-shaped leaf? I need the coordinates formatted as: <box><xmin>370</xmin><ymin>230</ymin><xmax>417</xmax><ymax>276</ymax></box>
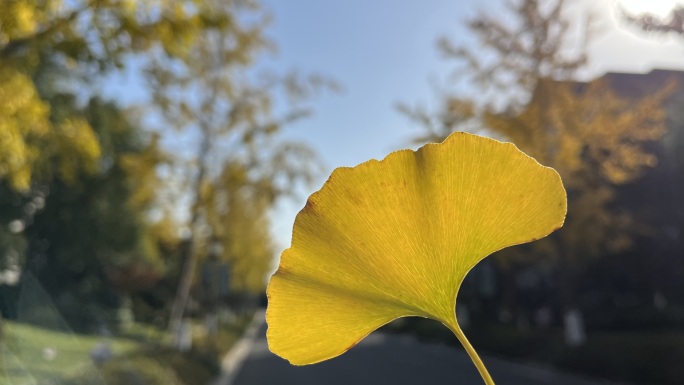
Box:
<box><xmin>266</xmin><ymin>132</ymin><xmax>566</xmax><ymax>374</ymax></box>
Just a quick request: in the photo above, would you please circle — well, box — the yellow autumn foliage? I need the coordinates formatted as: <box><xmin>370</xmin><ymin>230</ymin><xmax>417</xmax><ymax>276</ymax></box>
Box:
<box><xmin>486</xmin><ymin>78</ymin><xmax>674</xmax><ymax>258</ymax></box>
<box><xmin>0</xmin><ymin>66</ymin><xmax>102</xmax><ymax>190</ymax></box>
<box><xmin>0</xmin><ymin>66</ymin><xmax>51</xmax><ymax>190</ymax></box>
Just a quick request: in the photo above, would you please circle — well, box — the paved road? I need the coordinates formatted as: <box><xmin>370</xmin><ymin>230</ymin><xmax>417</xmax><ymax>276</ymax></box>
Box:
<box><xmin>230</xmin><ymin>320</ymin><xmax>620</xmax><ymax>385</ymax></box>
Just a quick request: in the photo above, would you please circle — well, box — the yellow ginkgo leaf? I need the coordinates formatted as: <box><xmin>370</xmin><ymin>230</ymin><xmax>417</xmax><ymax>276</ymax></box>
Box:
<box><xmin>266</xmin><ymin>132</ymin><xmax>566</xmax><ymax>384</ymax></box>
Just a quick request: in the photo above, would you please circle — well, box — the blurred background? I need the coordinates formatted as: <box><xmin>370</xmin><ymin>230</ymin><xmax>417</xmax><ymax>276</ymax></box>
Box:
<box><xmin>0</xmin><ymin>0</ymin><xmax>683</xmax><ymax>384</ymax></box>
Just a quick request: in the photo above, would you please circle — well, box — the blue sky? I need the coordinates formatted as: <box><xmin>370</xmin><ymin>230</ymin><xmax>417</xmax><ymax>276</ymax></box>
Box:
<box><xmin>258</xmin><ymin>0</ymin><xmax>477</xmax><ymax>162</ymax></box>
<box><xmin>260</xmin><ymin>0</ymin><xmax>684</xmax><ymax>249</ymax></box>
<box><xmin>101</xmin><ymin>0</ymin><xmax>684</xmax><ymax>251</ymax></box>
<box><xmin>258</xmin><ymin>0</ymin><xmax>481</xmax><ymax>248</ymax></box>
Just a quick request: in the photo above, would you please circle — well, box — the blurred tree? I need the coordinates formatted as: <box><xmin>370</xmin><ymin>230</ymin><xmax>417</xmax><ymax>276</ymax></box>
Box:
<box><xmin>436</xmin><ymin>0</ymin><xmax>593</xmax><ymax>110</ymax></box>
<box><xmin>141</xmin><ymin>1</ymin><xmax>333</xmax><ymax>341</ymax></box>
<box><xmin>612</xmin><ymin>0</ymin><xmax>684</xmax><ymax>307</ymax></box>
<box><xmin>0</xmin><ymin>65</ymin><xmax>100</xmax><ymax>192</ymax></box>
<box><xmin>399</xmin><ymin>0</ymin><xmax>594</xmax><ymax>140</ymax></box>
<box><xmin>397</xmin><ymin>98</ymin><xmax>480</xmax><ymax>145</ymax></box>
<box><xmin>404</xmin><ymin>0</ymin><xmax>674</xmax><ymax>345</ymax></box>
<box><xmin>0</xmin><ymin>0</ymin><xmax>187</xmax><ymax>326</ymax></box>
<box><xmin>0</xmin><ymin>0</ymin><xmax>330</xmax><ymax>336</ymax></box>
<box><xmin>204</xmin><ymin>164</ymin><xmax>274</xmax><ymax>294</ymax></box>
<box><xmin>0</xmin><ymin>0</ymin><xmax>221</xmax><ymax>274</ymax></box>
<box><xmin>0</xmin><ymin>0</ymin><xmax>221</xmax><ymax>191</ymax></box>
<box><xmin>202</xmin><ymin>141</ymin><xmax>319</xmax><ymax>295</ymax></box>
<box><xmin>485</xmin><ymin>80</ymin><xmax>673</xmax><ymax>332</ymax></box>
<box><xmin>623</xmin><ymin>5</ymin><xmax>684</xmax><ymax>37</ymax></box>
<box><xmin>21</xmin><ymin>97</ymin><xmax>170</xmax><ymax>330</ymax></box>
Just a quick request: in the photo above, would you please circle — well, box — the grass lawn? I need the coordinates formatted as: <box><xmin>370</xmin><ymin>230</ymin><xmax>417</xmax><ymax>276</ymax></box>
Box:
<box><xmin>1</xmin><ymin>312</ymin><xmax>254</xmax><ymax>385</ymax></box>
<box><xmin>0</xmin><ymin>321</ymin><xmax>142</xmax><ymax>385</ymax></box>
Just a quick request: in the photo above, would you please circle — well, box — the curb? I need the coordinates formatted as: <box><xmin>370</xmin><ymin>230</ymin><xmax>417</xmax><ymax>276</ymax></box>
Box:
<box><xmin>210</xmin><ymin>309</ymin><xmax>265</xmax><ymax>385</ymax></box>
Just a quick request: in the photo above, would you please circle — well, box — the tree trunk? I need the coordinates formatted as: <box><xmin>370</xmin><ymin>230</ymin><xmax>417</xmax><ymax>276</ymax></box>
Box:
<box><xmin>559</xmin><ymin>254</ymin><xmax>586</xmax><ymax>347</ymax></box>
<box><xmin>169</xmin><ymin>238</ymin><xmax>198</xmax><ymax>346</ymax></box>
<box><xmin>168</xmin><ymin>127</ymin><xmax>212</xmax><ymax>346</ymax></box>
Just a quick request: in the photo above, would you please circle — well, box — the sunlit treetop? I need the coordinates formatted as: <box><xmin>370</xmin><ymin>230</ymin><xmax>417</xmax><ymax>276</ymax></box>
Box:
<box><xmin>266</xmin><ymin>132</ymin><xmax>566</xmax><ymax>383</ymax></box>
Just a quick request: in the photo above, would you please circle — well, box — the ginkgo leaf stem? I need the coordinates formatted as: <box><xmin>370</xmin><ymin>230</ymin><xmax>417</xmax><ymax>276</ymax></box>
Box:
<box><xmin>447</xmin><ymin>320</ymin><xmax>495</xmax><ymax>385</ymax></box>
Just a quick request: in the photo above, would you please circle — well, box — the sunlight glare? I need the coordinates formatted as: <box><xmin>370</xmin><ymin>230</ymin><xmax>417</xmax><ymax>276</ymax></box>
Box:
<box><xmin>618</xmin><ymin>0</ymin><xmax>684</xmax><ymax>18</ymax></box>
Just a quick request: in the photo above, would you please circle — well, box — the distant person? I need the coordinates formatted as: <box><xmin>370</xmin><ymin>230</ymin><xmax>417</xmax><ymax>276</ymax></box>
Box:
<box><xmin>90</xmin><ymin>342</ymin><xmax>113</xmax><ymax>366</ymax></box>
